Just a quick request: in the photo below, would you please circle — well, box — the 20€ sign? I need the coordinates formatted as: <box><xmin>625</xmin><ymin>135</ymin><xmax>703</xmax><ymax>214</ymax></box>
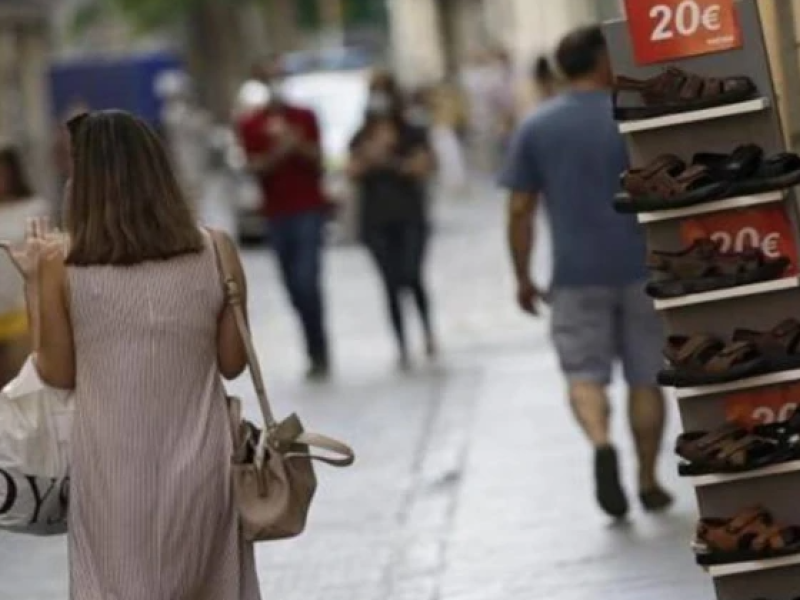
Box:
<box><xmin>624</xmin><ymin>0</ymin><xmax>742</xmax><ymax>65</ymax></box>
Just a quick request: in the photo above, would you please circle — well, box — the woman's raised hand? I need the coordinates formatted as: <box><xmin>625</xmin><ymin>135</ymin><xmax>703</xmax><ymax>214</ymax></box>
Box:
<box><xmin>0</xmin><ymin>216</ymin><xmax>66</xmax><ymax>280</ymax></box>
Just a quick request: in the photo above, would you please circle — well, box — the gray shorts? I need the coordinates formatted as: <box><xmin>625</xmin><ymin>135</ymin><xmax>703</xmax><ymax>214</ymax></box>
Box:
<box><xmin>550</xmin><ymin>282</ymin><xmax>664</xmax><ymax>387</ymax></box>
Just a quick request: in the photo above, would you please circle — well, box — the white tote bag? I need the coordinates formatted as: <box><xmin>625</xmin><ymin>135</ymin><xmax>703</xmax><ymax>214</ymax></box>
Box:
<box><xmin>0</xmin><ymin>357</ymin><xmax>73</xmax><ymax>535</ymax></box>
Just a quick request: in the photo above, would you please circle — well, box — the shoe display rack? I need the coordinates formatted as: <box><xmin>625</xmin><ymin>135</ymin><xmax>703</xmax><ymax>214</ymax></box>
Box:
<box><xmin>605</xmin><ymin>1</ymin><xmax>800</xmax><ymax>599</ymax></box>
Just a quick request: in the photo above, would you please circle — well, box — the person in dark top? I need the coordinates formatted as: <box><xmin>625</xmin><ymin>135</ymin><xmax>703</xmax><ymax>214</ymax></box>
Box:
<box><xmin>236</xmin><ymin>55</ymin><xmax>331</xmax><ymax>380</ymax></box>
<box><xmin>348</xmin><ymin>73</ymin><xmax>438</xmax><ymax>369</ymax></box>
<box><xmin>532</xmin><ymin>54</ymin><xmax>559</xmax><ymax>100</ymax></box>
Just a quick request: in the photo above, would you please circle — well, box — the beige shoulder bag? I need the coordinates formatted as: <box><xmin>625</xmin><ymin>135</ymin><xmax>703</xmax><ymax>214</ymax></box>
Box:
<box><xmin>210</xmin><ymin>232</ymin><xmax>355</xmax><ymax>542</ymax></box>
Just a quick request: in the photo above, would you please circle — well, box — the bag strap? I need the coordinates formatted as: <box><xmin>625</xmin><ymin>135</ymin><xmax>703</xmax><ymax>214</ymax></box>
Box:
<box><xmin>291</xmin><ymin>431</ymin><xmax>356</xmax><ymax>467</ymax></box>
<box><xmin>209</xmin><ymin>230</ymin><xmax>277</xmax><ymax>430</ymax></box>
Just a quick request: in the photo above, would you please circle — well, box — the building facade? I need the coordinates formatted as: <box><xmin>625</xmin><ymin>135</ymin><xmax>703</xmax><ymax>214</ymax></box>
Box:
<box><xmin>0</xmin><ymin>0</ymin><xmax>53</xmax><ymax>198</ymax></box>
<box><xmin>388</xmin><ymin>0</ymin><xmax>623</xmax><ymax>87</ymax></box>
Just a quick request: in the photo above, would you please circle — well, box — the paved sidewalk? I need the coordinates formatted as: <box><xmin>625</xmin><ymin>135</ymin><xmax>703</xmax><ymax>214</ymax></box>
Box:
<box><xmin>0</xmin><ymin>195</ymin><xmax>710</xmax><ymax>599</ymax></box>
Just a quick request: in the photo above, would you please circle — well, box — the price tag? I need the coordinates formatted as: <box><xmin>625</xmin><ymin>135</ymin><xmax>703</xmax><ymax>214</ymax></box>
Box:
<box><xmin>624</xmin><ymin>0</ymin><xmax>742</xmax><ymax>65</ymax></box>
<box><xmin>681</xmin><ymin>205</ymin><xmax>798</xmax><ymax>276</ymax></box>
<box><xmin>725</xmin><ymin>383</ymin><xmax>800</xmax><ymax>427</ymax></box>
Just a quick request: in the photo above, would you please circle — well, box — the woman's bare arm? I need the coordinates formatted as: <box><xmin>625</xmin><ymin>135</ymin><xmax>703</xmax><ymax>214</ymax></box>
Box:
<box><xmin>212</xmin><ymin>230</ymin><xmax>249</xmax><ymax>380</ymax></box>
<box><xmin>35</xmin><ymin>244</ymin><xmax>75</xmax><ymax>389</ymax></box>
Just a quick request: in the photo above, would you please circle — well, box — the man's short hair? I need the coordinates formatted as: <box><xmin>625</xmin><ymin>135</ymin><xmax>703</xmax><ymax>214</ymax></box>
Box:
<box><xmin>555</xmin><ymin>25</ymin><xmax>608</xmax><ymax>80</ymax></box>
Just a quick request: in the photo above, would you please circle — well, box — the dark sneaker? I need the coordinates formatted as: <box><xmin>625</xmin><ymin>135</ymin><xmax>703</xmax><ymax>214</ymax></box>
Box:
<box><xmin>594</xmin><ymin>445</ymin><xmax>629</xmax><ymax>519</ymax></box>
<box><xmin>639</xmin><ymin>486</ymin><xmax>674</xmax><ymax>513</ymax></box>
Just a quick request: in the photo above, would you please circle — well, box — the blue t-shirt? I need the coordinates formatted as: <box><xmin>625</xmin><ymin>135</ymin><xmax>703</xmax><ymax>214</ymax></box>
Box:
<box><xmin>499</xmin><ymin>90</ymin><xmax>648</xmax><ymax>288</ymax></box>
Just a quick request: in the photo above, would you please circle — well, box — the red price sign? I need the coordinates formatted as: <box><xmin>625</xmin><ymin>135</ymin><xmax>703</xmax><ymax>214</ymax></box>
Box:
<box><xmin>725</xmin><ymin>383</ymin><xmax>800</xmax><ymax>427</ymax></box>
<box><xmin>624</xmin><ymin>0</ymin><xmax>742</xmax><ymax>65</ymax></box>
<box><xmin>681</xmin><ymin>205</ymin><xmax>799</xmax><ymax>276</ymax></box>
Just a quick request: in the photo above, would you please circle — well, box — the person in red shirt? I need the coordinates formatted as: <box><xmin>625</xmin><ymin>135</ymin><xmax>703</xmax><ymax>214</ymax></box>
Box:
<box><xmin>236</xmin><ymin>55</ymin><xmax>330</xmax><ymax>379</ymax></box>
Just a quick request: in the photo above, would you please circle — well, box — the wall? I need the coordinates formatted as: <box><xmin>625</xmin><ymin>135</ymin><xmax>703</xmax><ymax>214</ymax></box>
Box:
<box><xmin>0</xmin><ymin>7</ymin><xmax>53</xmax><ymax>200</ymax></box>
<box><xmin>758</xmin><ymin>0</ymin><xmax>800</xmax><ymax>150</ymax></box>
<box><xmin>387</xmin><ymin>0</ymin><xmax>446</xmax><ymax>86</ymax></box>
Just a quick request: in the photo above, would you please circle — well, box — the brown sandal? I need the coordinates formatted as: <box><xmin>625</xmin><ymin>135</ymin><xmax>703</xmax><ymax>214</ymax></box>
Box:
<box><xmin>615</xmin><ymin>155</ymin><xmax>728</xmax><ymax>213</ymax></box>
<box><xmin>675</xmin><ymin>423</ymin><xmax>791</xmax><ymax>476</ymax></box>
<box><xmin>658</xmin><ymin>334</ymin><xmax>767</xmax><ymax>387</ymax></box>
<box><xmin>646</xmin><ymin>239</ymin><xmax>790</xmax><ymax>299</ymax></box>
<box><xmin>695</xmin><ymin>505</ymin><xmax>800</xmax><ymax>566</ymax></box>
<box><xmin>614</xmin><ymin>67</ymin><xmax>757</xmax><ymax>121</ymax></box>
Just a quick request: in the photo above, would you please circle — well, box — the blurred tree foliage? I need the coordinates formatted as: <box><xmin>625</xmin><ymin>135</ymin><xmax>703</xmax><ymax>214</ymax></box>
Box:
<box><xmin>74</xmin><ymin>0</ymin><xmax>236</xmax><ymax>32</ymax></box>
<box><xmin>72</xmin><ymin>0</ymin><xmax>267</xmax><ymax>120</ymax></box>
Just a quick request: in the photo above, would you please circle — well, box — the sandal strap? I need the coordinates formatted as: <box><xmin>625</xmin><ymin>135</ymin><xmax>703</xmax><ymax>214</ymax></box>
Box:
<box><xmin>714</xmin><ymin>434</ymin><xmax>769</xmax><ymax>463</ymax></box>
<box><xmin>622</xmin><ymin>155</ymin><xmax>685</xmax><ymax>195</ymax></box>
<box><xmin>648</xmin><ymin>248</ymin><xmax>732</xmax><ymax>280</ymax></box>
<box><xmin>726</xmin><ymin>506</ymin><xmax>771</xmax><ymax>534</ymax></box>
<box><xmin>773</xmin><ymin>318</ymin><xmax>800</xmax><ymax>338</ymax></box>
<box><xmin>751</xmin><ymin>523</ymin><xmax>788</xmax><ymax>551</ymax></box>
<box><xmin>705</xmin><ymin>340</ymin><xmax>757</xmax><ymax>372</ymax></box>
<box><xmin>735</xmin><ymin>319</ymin><xmax>800</xmax><ymax>353</ymax></box>
<box><xmin>677</xmin><ymin>423</ymin><xmax>743</xmax><ymax>459</ymax></box>
<box><xmin>668</xmin><ymin>334</ymin><xmax>722</xmax><ymax>364</ymax></box>
<box><xmin>674</xmin><ymin>164</ymin><xmax>710</xmax><ymax>187</ymax></box>
<box><xmin>679</xmin><ymin>71</ymin><xmax>706</xmax><ymax>100</ymax></box>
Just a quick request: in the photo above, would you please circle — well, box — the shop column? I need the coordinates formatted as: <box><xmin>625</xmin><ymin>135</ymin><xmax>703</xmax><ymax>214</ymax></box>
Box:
<box><xmin>386</xmin><ymin>0</ymin><xmax>446</xmax><ymax>86</ymax></box>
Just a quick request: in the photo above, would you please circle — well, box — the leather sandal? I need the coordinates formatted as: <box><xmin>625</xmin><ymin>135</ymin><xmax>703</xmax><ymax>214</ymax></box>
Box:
<box><xmin>736</xmin><ymin>152</ymin><xmax>800</xmax><ymax>196</ymax></box>
<box><xmin>616</xmin><ymin>155</ymin><xmax>728</xmax><ymax>213</ymax></box>
<box><xmin>694</xmin><ymin>505</ymin><xmax>800</xmax><ymax>566</ymax></box>
<box><xmin>692</xmin><ymin>144</ymin><xmax>764</xmax><ymax>189</ymax></box>
<box><xmin>646</xmin><ymin>239</ymin><xmax>790</xmax><ymax>299</ymax></box>
<box><xmin>657</xmin><ymin>334</ymin><xmax>767</xmax><ymax>388</ymax></box>
<box><xmin>733</xmin><ymin>319</ymin><xmax>800</xmax><ymax>372</ymax></box>
<box><xmin>614</xmin><ymin>67</ymin><xmax>757</xmax><ymax>121</ymax></box>
<box><xmin>676</xmin><ymin>423</ymin><xmax>793</xmax><ymax>476</ymax></box>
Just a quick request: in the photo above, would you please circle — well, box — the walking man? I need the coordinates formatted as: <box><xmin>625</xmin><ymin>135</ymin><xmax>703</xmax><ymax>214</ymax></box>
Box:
<box><xmin>237</xmin><ymin>55</ymin><xmax>330</xmax><ymax>379</ymax></box>
<box><xmin>499</xmin><ymin>26</ymin><xmax>672</xmax><ymax>518</ymax></box>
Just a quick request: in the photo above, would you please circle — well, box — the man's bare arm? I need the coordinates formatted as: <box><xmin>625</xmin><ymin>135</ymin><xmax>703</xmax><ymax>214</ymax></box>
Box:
<box><xmin>507</xmin><ymin>191</ymin><xmax>541</xmax><ymax>314</ymax></box>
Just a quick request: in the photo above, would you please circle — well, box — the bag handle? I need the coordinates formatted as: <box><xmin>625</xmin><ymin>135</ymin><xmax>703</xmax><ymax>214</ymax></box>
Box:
<box><xmin>291</xmin><ymin>431</ymin><xmax>356</xmax><ymax>467</ymax></box>
<box><xmin>209</xmin><ymin>230</ymin><xmax>277</xmax><ymax>430</ymax></box>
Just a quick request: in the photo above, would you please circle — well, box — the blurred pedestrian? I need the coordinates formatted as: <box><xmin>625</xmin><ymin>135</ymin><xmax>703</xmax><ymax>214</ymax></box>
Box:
<box><xmin>8</xmin><ymin>110</ymin><xmax>260</xmax><ymax>598</ymax></box>
<box><xmin>156</xmin><ymin>70</ymin><xmax>212</xmax><ymax>207</ymax></box>
<box><xmin>531</xmin><ymin>54</ymin><xmax>560</xmax><ymax>101</ymax></box>
<box><xmin>424</xmin><ymin>80</ymin><xmax>467</xmax><ymax>197</ymax></box>
<box><xmin>489</xmin><ymin>47</ymin><xmax>518</xmax><ymax>160</ymax></box>
<box><xmin>349</xmin><ymin>73</ymin><xmax>438</xmax><ymax>369</ymax></box>
<box><xmin>499</xmin><ymin>26</ymin><xmax>671</xmax><ymax>519</ymax></box>
<box><xmin>0</xmin><ymin>146</ymin><xmax>48</xmax><ymax>387</ymax></box>
<box><xmin>236</xmin><ymin>55</ymin><xmax>331</xmax><ymax>380</ymax></box>
<box><xmin>52</xmin><ymin>98</ymin><xmax>90</xmax><ymax>225</ymax></box>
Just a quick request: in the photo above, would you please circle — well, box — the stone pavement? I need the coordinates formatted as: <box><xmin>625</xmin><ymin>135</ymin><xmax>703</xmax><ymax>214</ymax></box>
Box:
<box><xmin>0</xmin><ymin>193</ymin><xmax>712</xmax><ymax>599</ymax></box>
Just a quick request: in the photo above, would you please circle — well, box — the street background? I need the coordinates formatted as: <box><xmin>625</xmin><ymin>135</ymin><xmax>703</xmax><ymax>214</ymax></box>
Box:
<box><xmin>7</xmin><ymin>0</ymin><xmax>800</xmax><ymax>597</ymax></box>
<box><xmin>0</xmin><ymin>191</ymin><xmax>709</xmax><ymax>599</ymax></box>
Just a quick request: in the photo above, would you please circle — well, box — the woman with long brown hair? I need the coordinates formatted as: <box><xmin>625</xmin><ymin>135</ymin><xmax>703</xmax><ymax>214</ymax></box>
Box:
<box><xmin>8</xmin><ymin>111</ymin><xmax>261</xmax><ymax>599</ymax></box>
<box><xmin>0</xmin><ymin>146</ymin><xmax>48</xmax><ymax>387</ymax></box>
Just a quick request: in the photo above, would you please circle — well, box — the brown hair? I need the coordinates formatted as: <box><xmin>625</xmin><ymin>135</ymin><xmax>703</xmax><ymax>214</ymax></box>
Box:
<box><xmin>65</xmin><ymin>110</ymin><xmax>203</xmax><ymax>266</ymax></box>
<box><xmin>0</xmin><ymin>145</ymin><xmax>33</xmax><ymax>202</ymax></box>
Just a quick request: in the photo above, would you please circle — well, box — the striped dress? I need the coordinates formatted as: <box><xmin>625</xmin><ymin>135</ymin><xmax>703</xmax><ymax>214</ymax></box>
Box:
<box><xmin>67</xmin><ymin>233</ymin><xmax>261</xmax><ymax>600</ymax></box>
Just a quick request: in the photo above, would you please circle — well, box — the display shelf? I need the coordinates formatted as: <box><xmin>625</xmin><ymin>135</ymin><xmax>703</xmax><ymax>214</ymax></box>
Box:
<box><xmin>618</xmin><ymin>98</ymin><xmax>770</xmax><ymax>134</ymax></box>
<box><xmin>689</xmin><ymin>460</ymin><xmax>800</xmax><ymax>488</ymax></box>
<box><xmin>653</xmin><ymin>277</ymin><xmax>800</xmax><ymax>311</ymax></box>
<box><xmin>636</xmin><ymin>190</ymin><xmax>785</xmax><ymax>224</ymax></box>
<box><xmin>676</xmin><ymin>368</ymin><xmax>800</xmax><ymax>399</ymax></box>
<box><xmin>703</xmin><ymin>552</ymin><xmax>800</xmax><ymax>578</ymax></box>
